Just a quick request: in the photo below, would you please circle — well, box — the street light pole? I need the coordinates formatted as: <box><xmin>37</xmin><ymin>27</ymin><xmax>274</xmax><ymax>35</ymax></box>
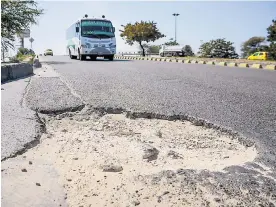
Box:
<box><xmin>172</xmin><ymin>13</ymin><xmax>180</xmax><ymax>43</ymax></box>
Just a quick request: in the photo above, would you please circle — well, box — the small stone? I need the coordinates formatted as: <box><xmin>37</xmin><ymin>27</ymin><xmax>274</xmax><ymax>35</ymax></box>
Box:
<box><xmin>144</xmin><ymin>196</ymin><xmax>149</xmax><ymax>200</ymax></box>
<box><xmin>62</xmin><ymin>129</ymin><xmax>68</xmax><ymax>133</ymax></box>
<box><xmin>29</xmin><ymin>161</ymin><xmax>33</xmax><ymax>165</ymax></box>
<box><xmin>163</xmin><ymin>191</ymin><xmax>169</xmax><ymax>195</ymax></box>
<box><xmin>157</xmin><ymin>196</ymin><xmax>162</xmax><ymax>203</ymax></box>
<box><xmin>142</xmin><ymin>144</ymin><xmax>159</xmax><ymax>161</ymax></box>
<box><xmin>21</xmin><ymin>168</ymin><xmax>27</xmax><ymax>172</ymax></box>
<box><xmin>36</xmin><ymin>183</ymin><xmax>41</xmax><ymax>186</ymax></box>
<box><xmin>167</xmin><ymin>150</ymin><xmax>183</xmax><ymax>159</ymax></box>
<box><xmin>102</xmin><ymin>163</ymin><xmax>123</xmax><ymax>172</ymax></box>
<box><xmin>224</xmin><ymin>156</ymin><xmax>230</xmax><ymax>159</ymax></box>
<box><xmin>156</xmin><ymin>130</ymin><xmax>162</xmax><ymax>138</ymax></box>
<box><xmin>214</xmin><ymin>198</ymin><xmax>221</xmax><ymax>202</ymax></box>
<box><xmin>132</xmin><ymin>200</ymin><xmax>140</xmax><ymax>206</ymax></box>
<box><xmin>73</xmin><ymin>157</ymin><xmax>78</xmax><ymax>160</ymax></box>
<box><xmin>67</xmin><ymin>179</ymin><xmax>72</xmax><ymax>182</ymax></box>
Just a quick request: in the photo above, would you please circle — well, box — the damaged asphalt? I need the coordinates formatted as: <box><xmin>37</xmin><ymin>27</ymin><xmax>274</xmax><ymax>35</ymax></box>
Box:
<box><xmin>39</xmin><ymin>56</ymin><xmax>276</xmax><ymax>169</ymax></box>
<box><xmin>1</xmin><ymin>56</ymin><xmax>276</xmax><ymax>206</ymax></box>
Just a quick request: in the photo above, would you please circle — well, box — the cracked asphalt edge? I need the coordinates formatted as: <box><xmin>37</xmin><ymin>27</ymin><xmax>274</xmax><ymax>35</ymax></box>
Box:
<box><xmin>6</xmin><ymin>61</ymin><xmax>256</xmax><ymax>162</ymax></box>
<box><xmin>1</xmin><ymin>63</ymin><xmax>86</xmax><ymax>161</ymax></box>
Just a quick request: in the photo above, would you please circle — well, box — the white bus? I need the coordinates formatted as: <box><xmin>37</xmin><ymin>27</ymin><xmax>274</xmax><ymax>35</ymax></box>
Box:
<box><xmin>66</xmin><ymin>15</ymin><xmax>116</xmax><ymax>61</ymax></box>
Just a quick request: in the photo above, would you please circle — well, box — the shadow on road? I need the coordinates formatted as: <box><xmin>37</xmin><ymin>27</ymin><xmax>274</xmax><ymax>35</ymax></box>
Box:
<box><xmin>1</xmin><ymin>74</ymin><xmax>34</xmax><ymax>85</ymax></box>
<box><xmin>41</xmin><ymin>61</ymin><xmax>69</xmax><ymax>65</ymax></box>
<box><xmin>86</xmin><ymin>59</ymin><xmax>132</xmax><ymax>62</ymax></box>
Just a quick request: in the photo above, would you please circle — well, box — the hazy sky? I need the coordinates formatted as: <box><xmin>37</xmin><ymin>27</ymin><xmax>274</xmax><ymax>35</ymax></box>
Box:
<box><xmin>22</xmin><ymin>1</ymin><xmax>276</xmax><ymax>55</ymax></box>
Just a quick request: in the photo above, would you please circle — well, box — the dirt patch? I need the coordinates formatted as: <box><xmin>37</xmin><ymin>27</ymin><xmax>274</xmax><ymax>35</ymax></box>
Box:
<box><xmin>3</xmin><ymin>112</ymin><xmax>276</xmax><ymax>206</ymax></box>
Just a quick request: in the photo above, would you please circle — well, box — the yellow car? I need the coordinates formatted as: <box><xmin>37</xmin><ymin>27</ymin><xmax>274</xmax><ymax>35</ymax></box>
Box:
<box><xmin>247</xmin><ymin>52</ymin><xmax>268</xmax><ymax>60</ymax></box>
<box><xmin>44</xmin><ymin>49</ymin><xmax>53</xmax><ymax>56</ymax></box>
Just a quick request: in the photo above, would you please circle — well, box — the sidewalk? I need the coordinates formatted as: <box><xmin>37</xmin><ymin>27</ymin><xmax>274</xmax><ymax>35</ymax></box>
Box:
<box><xmin>1</xmin><ymin>77</ymin><xmax>38</xmax><ymax>160</ymax></box>
<box><xmin>1</xmin><ymin>66</ymin><xmax>68</xmax><ymax>207</ymax></box>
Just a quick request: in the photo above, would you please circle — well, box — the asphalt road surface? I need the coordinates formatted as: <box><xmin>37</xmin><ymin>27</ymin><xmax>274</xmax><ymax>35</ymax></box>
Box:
<box><xmin>39</xmin><ymin>56</ymin><xmax>276</xmax><ymax>166</ymax></box>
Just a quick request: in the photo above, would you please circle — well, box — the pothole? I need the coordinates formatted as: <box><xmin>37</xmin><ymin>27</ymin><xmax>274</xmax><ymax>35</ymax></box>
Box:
<box><xmin>13</xmin><ymin>112</ymin><xmax>261</xmax><ymax>206</ymax></box>
<box><xmin>45</xmin><ymin>113</ymin><xmax>257</xmax><ymax>171</ymax></box>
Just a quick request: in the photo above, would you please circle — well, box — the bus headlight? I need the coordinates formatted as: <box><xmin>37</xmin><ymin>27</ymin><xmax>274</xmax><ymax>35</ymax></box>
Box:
<box><xmin>109</xmin><ymin>43</ymin><xmax>116</xmax><ymax>48</ymax></box>
<box><xmin>81</xmin><ymin>43</ymin><xmax>91</xmax><ymax>49</ymax></box>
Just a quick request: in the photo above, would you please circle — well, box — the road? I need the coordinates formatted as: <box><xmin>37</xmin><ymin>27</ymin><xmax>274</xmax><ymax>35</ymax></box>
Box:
<box><xmin>2</xmin><ymin>55</ymin><xmax>276</xmax><ymax>206</ymax></box>
<box><xmin>39</xmin><ymin>55</ymin><xmax>276</xmax><ymax>165</ymax></box>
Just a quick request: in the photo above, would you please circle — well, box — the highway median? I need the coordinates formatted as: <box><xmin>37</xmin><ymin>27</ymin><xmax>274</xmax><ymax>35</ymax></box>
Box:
<box><xmin>115</xmin><ymin>55</ymin><xmax>276</xmax><ymax>71</ymax></box>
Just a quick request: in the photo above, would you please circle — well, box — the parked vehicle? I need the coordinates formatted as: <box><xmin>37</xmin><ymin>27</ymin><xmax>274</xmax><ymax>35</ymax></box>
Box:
<box><xmin>44</xmin><ymin>49</ymin><xmax>53</xmax><ymax>56</ymax></box>
<box><xmin>159</xmin><ymin>45</ymin><xmax>185</xmax><ymax>57</ymax></box>
<box><xmin>247</xmin><ymin>52</ymin><xmax>269</xmax><ymax>60</ymax></box>
<box><xmin>66</xmin><ymin>14</ymin><xmax>116</xmax><ymax>61</ymax></box>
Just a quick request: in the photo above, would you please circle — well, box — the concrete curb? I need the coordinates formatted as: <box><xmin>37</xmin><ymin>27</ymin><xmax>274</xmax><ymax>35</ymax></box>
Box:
<box><xmin>207</xmin><ymin>61</ymin><xmax>215</xmax><ymax>65</ymax></box>
<box><xmin>238</xmin><ymin>63</ymin><xmax>249</xmax><ymax>68</ymax></box>
<box><xmin>114</xmin><ymin>55</ymin><xmax>276</xmax><ymax>71</ymax></box>
<box><xmin>228</xmin><ymin>63</ymin><xmax>238</xmax><ymax>67</ymax></box>
<box><xmin>1</xmin><ymin>63</ymin><xmax>34</xmax><ymax>83</ymax></box>
<box><xmin>251</xmin><ymin>64</ymin><xmax>262</xmax><ymax>69</ymax></box>
<box><xmin>217</xmin><ymin>62</ymin><xmax>227</xmax><ymax>66</ymax></box>
<box><xmin>265</xmin><ymin>65</ymin><xmax>276</xmax><ymax>70</ymax></box>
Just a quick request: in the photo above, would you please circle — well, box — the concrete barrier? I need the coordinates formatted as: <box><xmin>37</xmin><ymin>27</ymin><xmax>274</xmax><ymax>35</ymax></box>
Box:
<box><xmin>178</xmin><ymin>59</ymin><xmax>184</xmax><ymax>63</ymax></box>
<box><xmin>184</xmin><ymin>60</ymin><xmax>191</xmax><ymax>63</ymax></box>
<box><xmin>217</xmin><ymin>62</ymin><xmax>227</xmax><ymax>66</ymax></box>
<box><xmin>198</xmin><ymin>61</ymin><xmax>206</xmax><ymax>64</ymax></box>
<box><xmin>171</xmin><ymin>59</ymin><xmax>178</xmax><ymax>62</ymax></box>
<box><xmin>264</xmin><ymin>65</ymin><xmax>276</xmax><ymax>70</ymax></box>
<box><xmin>228</xmin><ymin>62</ymin><xmax>238</xmax><ymax>67</ymax></box>
<box><xmin>191</xmin><ymin>60</ymin><xmax>198</xmax><ymax>64</ymax></box>
<box><xmin>166</xmin><ymin>59</ymin><xmax>172</xmax><ymax>62</ymax></box>
<box><xmin>1</xmin><ymin>63</ymin><xmax>33</xmax><ymax>83</ymax></box>
<box><xmin>251</xmin><ymin>64</ymin><xmax>262</xmax><ymax>69</ymax></box>
<box><xmin>33</xmin><ymin>58</ymin><xmax>42</xmax><ymax>68</ymax></box>
<box><xmin>238</xmin><ymin>63</ymin><xmax>249</xmax><ymax>68</ymax></box>
<box><xmin>207</xmin><ymin>61</ymin><xmax>215</xmax><ymax>65</ymax></box>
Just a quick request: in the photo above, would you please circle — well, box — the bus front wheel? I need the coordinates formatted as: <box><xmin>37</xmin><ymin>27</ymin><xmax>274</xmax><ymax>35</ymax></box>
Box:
<box><xmin>108</xmin><ymin>55</ymin><xmax>114</xmax><ymax>61</ymax></box>
<box><xmin>78</xmin><ymin>49</ymin><xmax>86</xmax><ymax>61</ymax></box>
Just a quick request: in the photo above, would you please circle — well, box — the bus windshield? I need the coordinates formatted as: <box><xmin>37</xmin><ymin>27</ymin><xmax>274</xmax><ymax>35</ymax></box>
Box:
<box><xmin>81</xmin><ymin>20</ymin><xmax>114</xmax><ymax>38</ymax></box>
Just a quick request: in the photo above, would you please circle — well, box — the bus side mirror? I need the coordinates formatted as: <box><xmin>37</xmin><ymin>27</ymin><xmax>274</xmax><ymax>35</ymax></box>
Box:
<box><xmin>76</xmin><ymin>27</ymin><xmax>79</xmax><ymax>33</ymax></box>
<box><xmin>113</xmin><ymin>27</ymin><xmax>115</xmax><ymax>32</ymax></box>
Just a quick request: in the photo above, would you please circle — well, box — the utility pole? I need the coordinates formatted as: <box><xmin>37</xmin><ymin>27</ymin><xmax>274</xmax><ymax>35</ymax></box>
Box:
<box><xmin>172</xmin><ymin>13</ymin><xmax>180</xmax><ymax>43</ymax></box>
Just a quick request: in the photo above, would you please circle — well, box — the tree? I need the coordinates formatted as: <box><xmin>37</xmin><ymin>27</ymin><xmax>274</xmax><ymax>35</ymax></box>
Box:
<box><xmin>183</xmin><ymin>45</ymin><xmax>194</xmax><ymax>57</ymax></box>
<box><xmin>267</xmin><ymin>19</ymin><xmax>276</xmax><ymax>60</ymax></box>
<box><xmin>16</xmin><ymin>48</ymin><xmax>34</xmax><ymax>57</ymax></box>
<box><xmin>198</xmin><ymin>38</ymin><xmax>238</xmax><ymax>59</ymax></box>
<box><xmin>241</xmin><ymin>36</ymin><xmax>266</xmax><ymax>58</ymax></box>
<box><xmin>120</xmin><ymin>21</ymin><xmax>165</xmax><ymax>56</ymax></box>
<box><xmin>139</xmin><ymin>44</ymin><xmax>161</xmax><ymax>54</ymax></box>
<box><xmin>164</xmin><ymin>41</ymin><xmax>179</xmax><ymax>46</ymax></box>
<box><xmin>1</xmin><ymin>1</ymin><xmax>43</xmax><ymax>50</ymax></box>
